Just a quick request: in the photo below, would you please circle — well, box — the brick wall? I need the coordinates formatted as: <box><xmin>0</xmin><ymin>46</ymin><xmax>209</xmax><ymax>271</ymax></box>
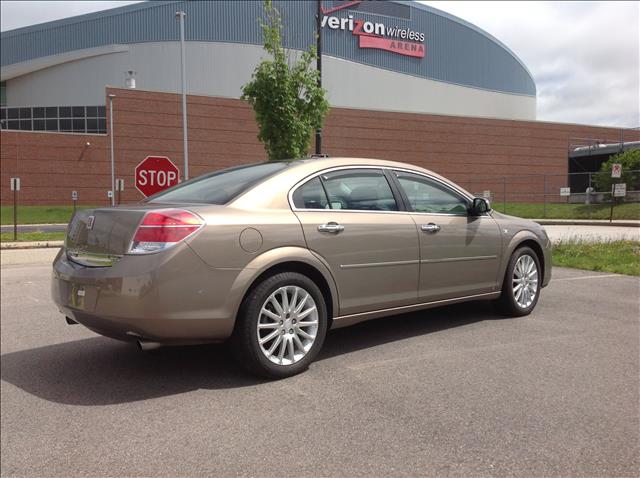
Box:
<box><xmin>1</xmin><ymin>87</ymin><xmax>637</xmax><ymax>206</ymax></box>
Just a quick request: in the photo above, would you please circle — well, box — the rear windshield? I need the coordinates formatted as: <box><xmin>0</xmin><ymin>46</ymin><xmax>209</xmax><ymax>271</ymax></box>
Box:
<box><xmin>147</xmin><ymin>162</ymin><xmax>290</xmax><ymax>205</ymax></box>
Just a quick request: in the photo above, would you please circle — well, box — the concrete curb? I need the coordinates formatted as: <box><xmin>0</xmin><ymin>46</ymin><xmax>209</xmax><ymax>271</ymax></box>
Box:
<box><xmin>1</xmin><ymin>241</ymin><xmax>64</xmax><ymax>250</ymax></box>
<box><xmin>534</xmin><ymin>219</ymin><xmax>640</xmax><ymax>227</ymax></box>
<box><xmin>0</xmin><ymin>223</ymin><xmax>68</xmax><ymax>227</ymax></box>
<box><xmin>0</xmin><ymin>223</ymin><xmax>68</xmax><ymax>234</ymax></box>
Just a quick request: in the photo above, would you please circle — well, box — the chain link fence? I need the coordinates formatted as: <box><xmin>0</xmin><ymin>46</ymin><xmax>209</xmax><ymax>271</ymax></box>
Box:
<box><xmin>455</xmin><ymin>170</ymin><xmax>640</xmax><ymax>220</ymax></box>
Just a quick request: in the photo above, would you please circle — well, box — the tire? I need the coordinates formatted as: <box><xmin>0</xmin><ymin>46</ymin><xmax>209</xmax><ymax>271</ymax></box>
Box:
<box><xmin>494</xmin><ymin>246</ymin><xmax>541</xmax><ymax>317</ymax></box>
<box><xmin>231</xmin><ymin>272</ymin><xmax>328</xmax><ymax>379</ymax></box>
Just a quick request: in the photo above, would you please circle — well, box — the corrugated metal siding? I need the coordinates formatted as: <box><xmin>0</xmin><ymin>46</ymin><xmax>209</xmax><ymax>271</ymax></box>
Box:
<box><xmin>0</xmin><ymin>0</ymin><xmax>535</xmax><ymax>96</ymax></box>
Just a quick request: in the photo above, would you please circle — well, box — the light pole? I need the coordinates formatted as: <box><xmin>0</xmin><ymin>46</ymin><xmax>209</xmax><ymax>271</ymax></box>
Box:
<box><xmin>108</xmin><ymin>93</ymin><xmax>116</xmax><ymax>206</ymax></box>
<box><xmin>315</xmin><ymin>0</ymin><xmax>322</xmax><ymax>155</ymax></box>
<box><xmin>176</xmin><ymin>10</ymin><xmax>189</xmax><ymax>180</ymax></box>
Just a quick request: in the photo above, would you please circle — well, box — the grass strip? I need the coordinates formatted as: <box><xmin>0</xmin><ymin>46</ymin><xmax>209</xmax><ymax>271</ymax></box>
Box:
<box><xmin>552</xmin><ymin>240</ymin><xmax>640</xmax><ymax>276</ymax></box>
<box><xmin>494</xmin><ymin>202</ymin><xmax>640</xmax><ymax>220</ymax></box>
<box><xmin>0</xmin><ymin>205</ymin><xmax>99</xmax><ymax>225</ymax></box>
<box><xmin>0</xmin><ymin>232</ymin><xmax>66</xmax><ymax>243</ymax></box>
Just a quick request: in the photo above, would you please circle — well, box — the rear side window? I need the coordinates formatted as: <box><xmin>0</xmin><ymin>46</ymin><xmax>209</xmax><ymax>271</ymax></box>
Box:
<box><xmin>292</xmin><ymin>177</ymin><xmax>329</xmax><ymax>209</ymax></box>
<box><xmin>321</xmin><ymin>169</ymin><xmax>398</xmax><ymax>211</ymax></box>
<box><xmin>148</xmin><ymin>162</ymin><xmax>289</xmax><ymax>205</ymax></box>
<box><xmin>294</xmin><ymin>169</ymin><xmax>398</xmax><ymax>211</ymax></box>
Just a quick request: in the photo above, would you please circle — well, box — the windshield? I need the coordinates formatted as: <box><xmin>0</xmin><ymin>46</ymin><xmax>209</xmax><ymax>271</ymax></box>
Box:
<box><xmin>147</xmin><ymin>162</ymin><xmax>291</xmax><ymax>205</ymax></box>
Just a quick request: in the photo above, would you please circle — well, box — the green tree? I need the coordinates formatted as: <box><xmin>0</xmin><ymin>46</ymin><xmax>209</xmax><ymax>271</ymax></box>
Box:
<box><xmin>593</xmin><ymin>148</ymin><xmax>640</xmax><ymax>197</ymax></box>
<box><xmin>242</xmin><ymin>0</ymin><xmax>329</xmax><ymax>161</ymax></box>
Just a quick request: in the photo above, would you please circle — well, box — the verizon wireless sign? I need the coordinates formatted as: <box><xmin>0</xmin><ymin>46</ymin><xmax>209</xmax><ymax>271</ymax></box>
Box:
<box><xmin>320</xmin><ymin>1</ymin><xmax>426</xmax><ymax>58</ymax></box>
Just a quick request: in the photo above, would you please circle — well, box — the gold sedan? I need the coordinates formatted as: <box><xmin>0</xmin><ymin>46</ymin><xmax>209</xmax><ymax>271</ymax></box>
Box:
<box><xmin>52</xmin><ymin>157</ymin><xmax>551</xmax><ymax>378</ymax></box>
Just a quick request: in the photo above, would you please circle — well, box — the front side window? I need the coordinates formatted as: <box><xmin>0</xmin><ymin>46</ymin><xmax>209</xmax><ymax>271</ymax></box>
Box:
<box><xmin>321</xmin><ymin>169</ymin><xmax>398</xmax><ymax>211</ymax></box>
<box><xmin>396</xmin><ymin>172</ymin><xmax>468</xmax><ymax>215</ymax></box>
<box><xmin>148</xmin><ymin>162</ymin><xmax>290</xmax><ymax>205</ymax></box>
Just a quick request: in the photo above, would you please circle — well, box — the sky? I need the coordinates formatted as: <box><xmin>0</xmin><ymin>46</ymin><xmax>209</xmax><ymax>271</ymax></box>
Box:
<box><xmin>1</xmin><ymin>1</ymin><xmax>638</xmax><ymax>128</ymax></box>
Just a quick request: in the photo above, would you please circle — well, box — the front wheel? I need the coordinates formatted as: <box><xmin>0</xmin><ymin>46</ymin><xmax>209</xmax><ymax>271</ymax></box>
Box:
<box><xmin>231</xmin><ymin>272</ymin><xmax>328</xmax><ymax>379</ymax></box>
<box><xmin>495</xmin><ymin>246</ymin><xmax>541</xmax><ymax>316</ymax></box>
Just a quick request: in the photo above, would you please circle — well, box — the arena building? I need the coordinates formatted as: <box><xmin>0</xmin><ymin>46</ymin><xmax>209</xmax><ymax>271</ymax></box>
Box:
<box><xmin>0</xmin><ymin>0</ymin><xmax>636</xmax><ymax>205</ymax></box>
<box><xmin>1</xmin><ymin>0</ymin><xmax>537</xmax><ymax>125</ymax></box>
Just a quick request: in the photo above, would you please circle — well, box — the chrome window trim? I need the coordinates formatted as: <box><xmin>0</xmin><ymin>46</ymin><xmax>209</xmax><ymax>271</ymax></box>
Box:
<box><xmin>291</xmin><ymin>208</ymin><xmax>410</xmax><ymax>215</ymax></box>
<box><xmin>288</xmin><ymin>165</ymin><xmax>474</xmax><ymax>215</ymax></box>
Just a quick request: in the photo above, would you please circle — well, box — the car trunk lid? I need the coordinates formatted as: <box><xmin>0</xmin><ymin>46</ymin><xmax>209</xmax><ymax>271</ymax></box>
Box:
<box><xmin>66</xmin><ymin>206</ymin><xmax>151</xmax><ymax>266</ymax></box>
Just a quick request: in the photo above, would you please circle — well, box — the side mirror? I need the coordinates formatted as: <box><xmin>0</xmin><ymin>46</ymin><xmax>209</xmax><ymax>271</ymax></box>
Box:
<box><xmin>472</xmin><ymin>197</ymin><xmax>491</xmax><ymax>215</ymax></box>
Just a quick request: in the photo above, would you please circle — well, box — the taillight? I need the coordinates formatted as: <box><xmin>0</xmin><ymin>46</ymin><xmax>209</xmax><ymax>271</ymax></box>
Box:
<box><xmin>129</xmin><ymin>209</ymin><xmax>204</xmax><ymax>254</ymax></box>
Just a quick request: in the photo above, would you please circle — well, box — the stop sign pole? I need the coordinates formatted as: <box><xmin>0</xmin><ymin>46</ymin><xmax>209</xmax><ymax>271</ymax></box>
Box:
<box><xmin>135</xmin><ymin>156</ymin><xmax>180</xmax><ymax>197</ymax></box>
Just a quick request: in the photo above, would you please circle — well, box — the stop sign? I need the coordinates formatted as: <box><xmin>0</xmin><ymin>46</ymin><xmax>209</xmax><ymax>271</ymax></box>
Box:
<box><xmin>135</xmin><ymin>156</ymin><xmax>180</xmax><ymax>197</ymax></box>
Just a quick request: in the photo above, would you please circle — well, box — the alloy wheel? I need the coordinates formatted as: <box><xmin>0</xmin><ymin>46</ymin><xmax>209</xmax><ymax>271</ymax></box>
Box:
<box><xmin>256</xmin><ymin>285</ymin><xmax>319</xmax><ymax>365</ymax></box>
<box><xmin>512</xmin><ymin>254</ymin><xmax>539</xmax><ymax>309</ymax></box>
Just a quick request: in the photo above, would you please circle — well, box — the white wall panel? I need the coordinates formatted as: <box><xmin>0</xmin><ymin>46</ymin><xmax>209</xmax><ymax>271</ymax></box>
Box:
<box><xmin>6</xmin><ymin>41</ymin><xmax>535</xmax><ymax>120</ymax></box>
<box><xmin>323</xmin><ymin>56</ymin><xmax>536</xmax><ymax>120</ymax></box>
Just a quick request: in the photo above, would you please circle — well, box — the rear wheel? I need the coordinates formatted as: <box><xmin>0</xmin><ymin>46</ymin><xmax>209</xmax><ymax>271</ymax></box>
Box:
<box><xmin>231</xmin><ymin>272</ymin><xmax>328</xmax><ymax>378</ymax></box>
<box><xmin>495</xmin><ymin>246</ymin><xmax>541</xmax><ymax>316</ymax></box>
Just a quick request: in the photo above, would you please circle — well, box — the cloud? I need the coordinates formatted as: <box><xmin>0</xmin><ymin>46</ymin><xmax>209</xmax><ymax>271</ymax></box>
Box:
<box><xmin>0</xmin><ymin>1</ymin><xmax>143</xmax><ymax>31</ymax></box>
<box><xmin>421</xmin><ymin>1</ymin><xmax>640</xmax><ymax>128</ymax></box>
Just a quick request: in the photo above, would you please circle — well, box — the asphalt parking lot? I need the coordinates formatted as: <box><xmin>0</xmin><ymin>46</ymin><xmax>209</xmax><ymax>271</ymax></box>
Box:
<box><xmin>1</xmin><ymin>249</ymin><xmax>638</xmax><ymax>477</ymax></box>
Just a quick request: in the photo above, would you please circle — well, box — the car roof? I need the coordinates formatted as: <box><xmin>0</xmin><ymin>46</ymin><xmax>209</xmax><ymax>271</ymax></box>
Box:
<box><xmin>292</xmin><ymin>156</ymin><xmax>429</xmax><ymax>170</ymax></box>
<box><xmin>290</xmin><ymin>157</ymin><xmax>460</xmax><ymax>185</ymax></box>
<box><xmin>232</xmin><ymin>157</ymin><xmax>474</xmax><ymax>210</ymax></box>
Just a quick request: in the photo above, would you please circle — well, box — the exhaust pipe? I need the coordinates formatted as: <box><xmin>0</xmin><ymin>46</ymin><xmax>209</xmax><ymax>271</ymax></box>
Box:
<box><xmin>65</xmin><ymin>317</ymin><xmax>78</xmax><ymax>325</ymax></box>
<box><xmin>136</xmin><ymin>340</ymin><xmax>163</xmax><ymax>352</ymax></box>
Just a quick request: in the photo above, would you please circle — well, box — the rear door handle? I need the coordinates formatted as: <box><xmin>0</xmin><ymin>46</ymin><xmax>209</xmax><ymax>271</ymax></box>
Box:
<box><xmin>421</xmin><ymin>223</ymin><xmax>441</xmax><ymax>233</ymax></box>
<box><xmin>318</xmin><ymin>222</ymin><xmax>345</xmax><ymax>234</ymax></box>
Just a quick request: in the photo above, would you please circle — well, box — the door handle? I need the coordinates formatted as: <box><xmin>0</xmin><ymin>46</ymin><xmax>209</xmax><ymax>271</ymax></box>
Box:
<box><xmin>421</xmin><ymin>223</ymin><xmax>441</xmax><ymax>233</ymax></box>
<box><xmin>318</xmin><ymin>222</ymin><xmax>345</xmax><ymax>234</ymax></box>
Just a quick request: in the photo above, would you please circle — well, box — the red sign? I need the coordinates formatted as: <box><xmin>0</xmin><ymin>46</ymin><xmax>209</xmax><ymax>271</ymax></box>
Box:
<box><xmin>359</xmin><ymin>35</ymin><xmax>425</xmax><ymax>58</ymax></box>
<box><xmin>320</xmin><ymin>1</ymin><xmax>426</xmax><ymax>58</ymax></box>
<box><xmin>611</xmin><ymin>163</ymin><xmax>622</xmax><ymax>178</ymax></box>
<box><xmin>135</xmin><ymin>156</ymin><xmax>180</xmax><ymax>197</ymax></box>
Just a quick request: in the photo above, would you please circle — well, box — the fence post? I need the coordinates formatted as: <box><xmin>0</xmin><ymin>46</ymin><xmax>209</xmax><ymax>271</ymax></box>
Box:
<box><xmin>13</xmin><ymin>187</ymin><xmax>17</xmax><ymax>241</ymax></box>
<box><xmin>588</xmin><ymin>172</ymin><xmax>592</xmax><ymax>218</ymax></box>
<box><xmin>10</xmin><ymin>177</ymin><xmax>20</xmax><ymax>241</ymax></box>
<box><xmin>71</xmin><ymin>190</ymin><xmax>77</xmax><ymax>217</ymax></box>
<box><xmin>503</xmin><ymin>176</ymin><xmax>507</xmax><ymax>214</ymax></box>
<box><xmin>543</xmin><ymin>174</ymin><xmax>547</xmax><ymax>218</ymax></box>
<box><xmin>609</xmin><ymin>183</ymin><xmax>615</xmax><ymax>223</ymax></box>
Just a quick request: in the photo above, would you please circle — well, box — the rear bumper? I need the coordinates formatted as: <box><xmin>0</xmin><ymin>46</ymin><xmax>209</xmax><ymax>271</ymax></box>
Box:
<box><xmin>51</xmin><ymin>244</ymin><xmax>239</xmax><ymax>344</ymax></box>
<box><xmin>60</xmin><ymin>310</ymin><xmax>227</xmax><ymax>344</ymax></box>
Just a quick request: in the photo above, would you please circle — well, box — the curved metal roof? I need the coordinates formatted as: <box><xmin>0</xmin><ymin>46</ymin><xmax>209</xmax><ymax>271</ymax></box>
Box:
<box><xmin>0</xmin><ymin>0</ymin><xmax>536</xmax><ymax>96</ymax></box>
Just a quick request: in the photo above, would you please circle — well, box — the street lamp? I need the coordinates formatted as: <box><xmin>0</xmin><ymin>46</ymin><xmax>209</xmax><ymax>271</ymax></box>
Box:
<box><xmin>108</xmin><ymin>93</ymin><xmax>116</xmax><ymax>206</ymax></box>
<box><xmin>176</xmin><ymin>10</ymin><xmax>189</xmax><ymax>180</ymax></box>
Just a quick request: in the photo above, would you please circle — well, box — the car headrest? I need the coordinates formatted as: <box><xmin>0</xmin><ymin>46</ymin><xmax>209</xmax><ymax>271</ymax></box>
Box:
<box><xmin>349</xmin><ymin>186</ymin><xmax>378</xmax><ymax>202</ymax></box>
